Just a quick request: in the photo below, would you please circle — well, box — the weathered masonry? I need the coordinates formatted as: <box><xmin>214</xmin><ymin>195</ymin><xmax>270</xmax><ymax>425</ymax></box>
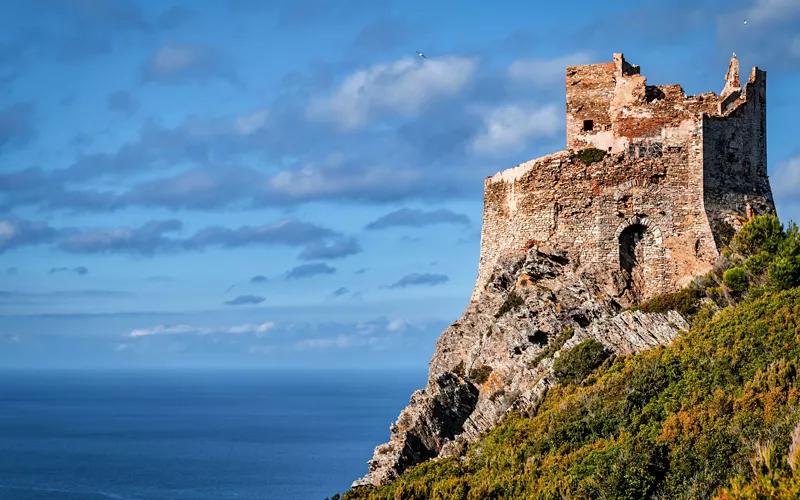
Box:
<box><xmin>474</xmin><ymin>53</ymin><xmax>774</xmax><ymax>305</ymax></box>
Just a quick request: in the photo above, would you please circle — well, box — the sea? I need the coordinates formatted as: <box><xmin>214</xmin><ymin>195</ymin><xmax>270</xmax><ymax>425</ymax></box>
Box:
<box><xmin>0</xmin><ymin>369</ymin><xmax>426</xmax><ymax>500</ymax></box>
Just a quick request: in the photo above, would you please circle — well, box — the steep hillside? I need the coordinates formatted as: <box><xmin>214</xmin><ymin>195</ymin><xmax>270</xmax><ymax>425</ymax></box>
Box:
<box><xmin>335</xmin><ymin>215</ymin><xmax>800</xmax><ymax>499</ymax></box>
<box><xmin>351</xmin><ymin>232</ymin><xmax>690</xmax><ymax>488</ymax></box>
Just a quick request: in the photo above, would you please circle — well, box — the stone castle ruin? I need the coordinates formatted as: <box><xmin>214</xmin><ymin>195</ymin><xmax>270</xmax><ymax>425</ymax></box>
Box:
<box><xmin>475</xmin><ymin>53</ymin><xmax>774</xmax><ymax>305</ymax></box>
<box><xmin>354</xmin><ymin>54</ymin><xmax>778</xmax><ymax>488</ymax></box>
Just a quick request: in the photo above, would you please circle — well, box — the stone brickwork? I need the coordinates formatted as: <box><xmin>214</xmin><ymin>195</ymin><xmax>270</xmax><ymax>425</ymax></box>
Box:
<box><xmin>474</xmin><ymin>53</ymin><xmax>775</xmax><ymax>305</ymax></box>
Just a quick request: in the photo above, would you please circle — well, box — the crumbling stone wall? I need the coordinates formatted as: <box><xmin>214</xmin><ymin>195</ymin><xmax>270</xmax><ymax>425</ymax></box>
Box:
<box><xmin>474</xmin><ymin>53</ymin><xmax>775</xmax><ymax>305</ymax></box>
<box><xmin>703</xmin><ymin>66</ymin><xmax>773</xmax><ymax>249</ymax></box>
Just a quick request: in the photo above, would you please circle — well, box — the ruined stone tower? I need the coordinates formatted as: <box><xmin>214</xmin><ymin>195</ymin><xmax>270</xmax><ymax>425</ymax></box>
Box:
<box><xmin>474</xmin><ymin>53</ymin><xmax>774</xmax><ymax>305</ymax></box>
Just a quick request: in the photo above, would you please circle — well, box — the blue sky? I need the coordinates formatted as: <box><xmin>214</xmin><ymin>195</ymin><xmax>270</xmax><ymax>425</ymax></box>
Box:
<box><xmin>2</xmin><ymin>0</ymin><xmax>799</xmax><ymax>369</ymax></box>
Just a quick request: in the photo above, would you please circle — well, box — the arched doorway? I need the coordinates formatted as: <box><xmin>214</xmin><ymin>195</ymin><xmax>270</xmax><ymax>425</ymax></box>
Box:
<box><xmin>619</xmin><ymin>224</ymin><xmax>647</xmax><ymax>301</ymax></box>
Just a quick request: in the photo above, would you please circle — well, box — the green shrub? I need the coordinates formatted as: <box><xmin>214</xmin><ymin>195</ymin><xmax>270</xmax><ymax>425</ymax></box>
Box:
<box><xmin>575</xmin><ymin>147</ymin><xmax>607</xmax><ymax>166</ymax></box>
<box><xmin>743</xmin><ymin>250</ymin><xmax>772</xmax><ymax>276</ymax></box>
<box><xmin>552</xmin><ymin>339</ymin><xmax>610</xmax><ymax>385</ymax></box>
<box><xmin>731</xmin><ymin>214</ymin><xmax>784</xmax><ymax>256</ymax></box>
<box><xmin>768</xmin><ymin>222</ymin><xmax>800</xmax><ymax>291</ymax></box>
<box><xmin>723</xmin><ymin>267</ymin><xmax>748</xmax><ymax>295</ymax></box>
<box><xmin>747</xmin><ymin>284</ymin><xmax>768</xmax><ymax>301</ymax></box>
<box><xmin>768</xmin><ymin>255</ymin><xmax>800</xmax><ymax>291</ymax></box>
<box><xmin>638</xmin><ymin>285</ymin><xmax>705</xmax><ymax>318</ymax></box>
<box><xmin>692</xmin><ymin>302</ymin><xmax>719</xmax><ymax>330</ymax></box>
<box><xmin>469</xmin><ymin>364</ymin><xmax>493</xmax><ymax>384</ymax></box>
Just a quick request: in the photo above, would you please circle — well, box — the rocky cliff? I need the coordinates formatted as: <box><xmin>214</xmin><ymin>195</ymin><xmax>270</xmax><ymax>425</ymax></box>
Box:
<box><xmin>353</xmin><ymin>244</ymin><xmax>690</xmax><ymax>487</ymax></box>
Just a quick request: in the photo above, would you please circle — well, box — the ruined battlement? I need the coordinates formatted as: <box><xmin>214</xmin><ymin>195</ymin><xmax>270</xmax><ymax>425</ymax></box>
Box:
<box><xmin>565</xmin><ymin>53</ymin><xmax>765</xmax><ymax>154</ymax></box>
<box><xmin>474</xmin><ymin>53</ymin><xmax>774</xmax><ymax>305</ymax></box>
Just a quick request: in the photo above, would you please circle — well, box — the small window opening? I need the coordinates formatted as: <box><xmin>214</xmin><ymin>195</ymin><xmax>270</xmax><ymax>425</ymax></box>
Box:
<box><xmin>607</xmin><ymin>146</ymin><xmax>612</xmax><ymax>152</ymax></box>
<box><xmin>583</xmin><ymin>119</ymin><xmax>594</xmax><ymax>131</ymax></box>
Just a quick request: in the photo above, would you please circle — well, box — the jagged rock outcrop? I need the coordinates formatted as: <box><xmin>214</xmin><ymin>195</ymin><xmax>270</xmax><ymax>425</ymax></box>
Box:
<box><xmin>353</xmin><ymin>245</ymin><xmax>689</xmax><ymax>488</ymax></box>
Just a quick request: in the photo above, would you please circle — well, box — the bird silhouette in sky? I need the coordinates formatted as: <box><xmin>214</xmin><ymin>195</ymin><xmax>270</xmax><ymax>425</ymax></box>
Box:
<box><xmin>416</xmin><ymin>51</ymin><xmax>426</xmax><ymax>59</ymax></box>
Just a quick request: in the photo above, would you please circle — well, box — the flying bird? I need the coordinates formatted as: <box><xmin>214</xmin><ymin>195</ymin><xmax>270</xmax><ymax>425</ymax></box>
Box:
<box><xmin>743</xmin><ymin>19</ymin><xmax>748</xmax><ymax>25</ymax></box>
<box><xmin>416</xmin><ymin>51</ymin><xmax>426</xmax><ymax>59</ymax></box>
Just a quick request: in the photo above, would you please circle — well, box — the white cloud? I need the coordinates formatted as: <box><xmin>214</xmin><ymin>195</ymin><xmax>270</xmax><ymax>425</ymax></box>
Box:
<box><xmin>295</xmin><ymin>334</ymin><xmax>383</xmax><ymax>350</ymax></box>
<box><xmin>295</xmin><ymin>318</ymin><xmax>412</xmax><ymax>350</ymax></box>
<box><xmin>744</xmin><ymin>0</ymin><xmax>800</xmax><ymax>23</ymax></box>
<box><xmin>772</xmin><ymin>156</ymin><xmax>800</xmax><ymax>198</ymax></box>
<box><xmin>128</xmin><ymin>321</ymin><xmax>275</xmax><ymax>338</ymax></box>
<box><xmin>141</xmin><ymin>44</ymin><xmax>236</xmax><ymax>85</ymax></box>
<box><xmin>234</xmin><ymin>108</ymin><xmax>269</xmax><ymax>135</ymax></box>
<box><xmin>248</xmin><ymin>345</ymin><xmax>274</xmax><ymax>354</ymax></box>
<box><xmin>508</xmin><ymin>52</ymin><xmax>593</xmax><ymax>87</ymax></box>
<box><xmin>296</xmin><ymin>334</ymin><xmax>355</xmax><ymax>350</ymax></box>
<box><xmin>227</xmin><ymin>322</ymin><xmax>275</xmax><ymax>336</ymax></box>
<box><xmin>386</xmin><ymin>318</ymin><xmax>409</xmax><ymax>332</ymax></box>
<box><xmin>471</xmin><ymin>103</ymin><xmax>561</xmax><ymax>156</ymax></box>
<box><xmin>152</xmin><ymin>46</ymin><xmax>201</xmax><ymax>72</ymax></box>
<box><xmin>129</xmin><ymin>324</ymin><xmax>197</xmax><ymax>337</ymax></box>
<box><xmin>0</xmin><ymin>221</ymin><xmax>17</xmax><ymax>241</ymax></box>
<box><xmin>173</xmin><ymin>107</ymin><xmax>269</xmax><ymax>140</ymax></box>
<box><xmin>791</xmin><ymin>36</ymin><xmax>800</xmax><ymax>56</ymax></box>
<box><xmin>307</xmin><ymin>56</ymin><xmax>477</xmax><ymax>130</ymax></box>
<box><xmin>266</xmin><ymin>164</ymin><xmax>421</xmax><ymax>200</ymax></box>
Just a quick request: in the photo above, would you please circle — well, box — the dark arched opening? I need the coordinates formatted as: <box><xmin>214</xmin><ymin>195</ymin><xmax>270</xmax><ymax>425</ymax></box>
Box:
<box><xmin>619</xmin><ymin>224</ymin><xmax>647</xmax><ymax>301</ymax></box>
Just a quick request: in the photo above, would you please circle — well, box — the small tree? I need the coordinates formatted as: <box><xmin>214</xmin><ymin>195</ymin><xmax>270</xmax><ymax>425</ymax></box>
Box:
<box><xmin>731</xmin><ymin>214</ymin><xmax>784</xmax><ymax>256</ymax></box>
<box><xmin>723</xmin><ymin>267</ymin><xmax>749</xmax><ymax>296</ymax></box>
<box><xmin>769</xmin><ymin>256</ymin><xmax>800</xmax><ymax>291</ymax></box>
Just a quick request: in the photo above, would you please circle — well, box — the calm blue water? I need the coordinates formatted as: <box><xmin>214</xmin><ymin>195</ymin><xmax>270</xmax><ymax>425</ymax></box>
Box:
<box><xmin>0</xmin><ymin>370</ymin><xmax>425</xmax><ymax>500</ymax></box>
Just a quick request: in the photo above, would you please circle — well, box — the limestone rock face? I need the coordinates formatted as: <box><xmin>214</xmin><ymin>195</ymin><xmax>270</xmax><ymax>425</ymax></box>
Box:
<box><xmin>353</xmin><ymin>246</ymin><xmax>689</xmax><ymax>488</ymax></box>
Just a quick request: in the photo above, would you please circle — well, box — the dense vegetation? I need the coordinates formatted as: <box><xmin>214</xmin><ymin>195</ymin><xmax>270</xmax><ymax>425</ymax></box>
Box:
<box><xmin>334</xmin><ymin>215</ymin><xmax>800</xmax><ymax>500</ymax></box>
<box><xmin>552</xmin><ymin>339</ymin><xmax>610</xmax><ymax>385</ymax></box>
<box><xmin>574</xmin><ymin>147</ymin><xmax>607</xmax><ymax>166</ymax></box>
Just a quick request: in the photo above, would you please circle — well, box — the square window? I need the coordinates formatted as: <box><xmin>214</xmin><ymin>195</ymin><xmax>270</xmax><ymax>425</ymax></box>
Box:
<box><xmin>583</xmin><ymin>119</ymin><xmax>594</xmax><ymax>131</ymax></box>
